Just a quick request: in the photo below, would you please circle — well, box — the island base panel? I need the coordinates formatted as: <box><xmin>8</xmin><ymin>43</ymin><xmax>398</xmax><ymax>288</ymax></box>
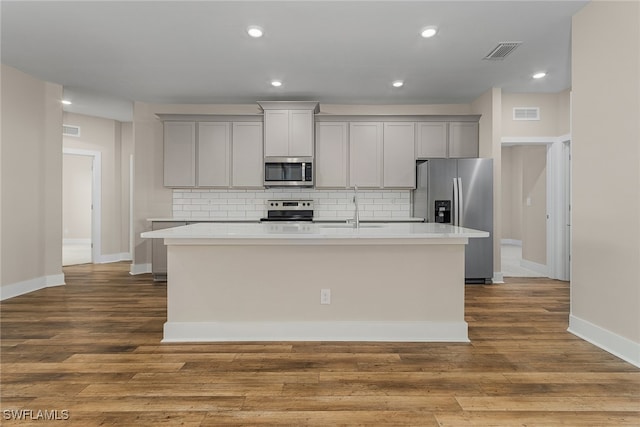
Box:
<box><xmin>163</xmin><ymin>242</ymin><xmax>467</xmax><ymax>342</ymax></box>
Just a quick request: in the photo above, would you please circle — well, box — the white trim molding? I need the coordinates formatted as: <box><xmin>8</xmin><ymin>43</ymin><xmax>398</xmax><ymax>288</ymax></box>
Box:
<box><xmin>97</xmin><ymin>252</ymin><xmax>132</xmax><ymax>264</ymax></box>
<box><xmin>162</xmin><ymin>321</ymin><xmax>469</xmax><ymax>343</ymax></box>
<box><xmin>501</xmin><ymin>134</ymin><xmax>571</xmax><ymax>146</ymax></box>
<box><xmin>492</xmin><ymin>272</ymin><xmax>505</xmax><ymax>284</ymax></box>
<box><xmin>569</xmin><ymin>315</ymin><xmax>640</xmax><ymax>368</ymax></box>
<box><xmin>1</xmin><ymin>274</ymin><xmax>66</xmax><ymax>301</ymax></box>
<box><xmin>130</xmin><ymin>263</ymin><xmax>152</xmax><ymax>275</ymax></box>
<box><xmin>520</xmin><ymin>259</ymin><xmax>548</xmax><ymax>276</ymax></box>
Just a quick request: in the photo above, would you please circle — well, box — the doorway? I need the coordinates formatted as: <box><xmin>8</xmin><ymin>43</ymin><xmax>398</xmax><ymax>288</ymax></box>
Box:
<box><xmin>501</xmin><ymin>144</ymin><xmax>549</xmax><ymax>277</ymax></box>
<box><xmin>62</xmin><ymin>149</ymin><xmax>101</xmax><ymax>265</ymax></box>
<box><xmin>500</xmin><ymin>139</ymin><xmax>571</xmax><ymax>280</ymax></box>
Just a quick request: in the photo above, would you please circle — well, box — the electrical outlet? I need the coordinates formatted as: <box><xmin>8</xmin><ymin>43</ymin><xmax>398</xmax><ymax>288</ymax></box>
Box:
<box><xmin>320</xmin><ymin>288</ymin><xmax>331</xmax><ymax>305</ymax></box>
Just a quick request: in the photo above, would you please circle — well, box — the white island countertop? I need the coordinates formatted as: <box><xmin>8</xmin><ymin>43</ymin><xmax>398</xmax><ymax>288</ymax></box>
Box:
<box><xmin>141</xmin><ymin>221</ymin><xmax>488</xmax><ymax>244</ymax></box>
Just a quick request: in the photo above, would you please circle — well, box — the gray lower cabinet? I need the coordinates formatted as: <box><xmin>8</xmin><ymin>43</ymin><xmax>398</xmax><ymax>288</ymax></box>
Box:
<box><xmin>152</xmin><ymin>221</ymin><xmax>186</xmax><ymax>281</ymax></box>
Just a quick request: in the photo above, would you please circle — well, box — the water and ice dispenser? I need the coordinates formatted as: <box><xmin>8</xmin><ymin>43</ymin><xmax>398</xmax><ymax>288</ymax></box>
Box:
<box><xmin>435</xmin><ymin>200</ymin><xmax>451</xmax><ymax>223</ymax></box>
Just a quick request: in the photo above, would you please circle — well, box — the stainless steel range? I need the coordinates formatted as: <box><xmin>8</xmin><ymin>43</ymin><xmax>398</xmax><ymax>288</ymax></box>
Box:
<box><xmin>261</xmin><ymin>200</ymin><xmax>314</xmax><ymax>222</ymax></box>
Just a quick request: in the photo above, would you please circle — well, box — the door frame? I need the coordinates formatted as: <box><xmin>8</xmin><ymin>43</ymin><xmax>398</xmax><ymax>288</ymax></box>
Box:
<box><xmin>501</xmin><ymin>135</ymin><xmax>571</xmax><ymax>281</ymax></box>
<box><xmin>63</xmin><ymin>148</ymin><xmax>102</xmax><ymax>263</ymax></box>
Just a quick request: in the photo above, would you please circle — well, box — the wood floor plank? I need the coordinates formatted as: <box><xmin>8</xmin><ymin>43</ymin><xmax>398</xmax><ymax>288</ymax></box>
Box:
<box><xmin>201</xmin><ymin>410</ymin><xmax>440</xmax><ymax>426</ymax></box>
<box><xmin>0</xmin><ymin>262</ymin><xmax>638</xmax><ymax>426</ymax></box>
<box><xmin>455</xmin><ymin>396</ymin><xmax>640</xmax><ymax>412</ymax></box>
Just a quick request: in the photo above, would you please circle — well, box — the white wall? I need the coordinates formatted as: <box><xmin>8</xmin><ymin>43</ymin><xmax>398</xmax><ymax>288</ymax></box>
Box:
<box><xmin>570</xmin><ymin>1</ymin><xmax>640</xmax><ymax>366</ymax></box>
<box><xmin>1</xmin><ymin>65</ymin><xmax>64</xmax><ymax>298</ymax></box>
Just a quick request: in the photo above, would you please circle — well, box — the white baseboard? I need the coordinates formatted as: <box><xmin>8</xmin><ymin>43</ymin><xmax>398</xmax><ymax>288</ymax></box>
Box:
<box><xmin>520</xmin><ymin>259</ymin><xmax>548</xmax><ymax>275</ymax></box>
<box><xmin>162</xmin><ymin>320</ymin><xmax>469</xmax><ymax>343</ymax></box>
<box><xmin>130</xmin><ymin>263</ymin><xmax>152</xmax><ymax>275</ymax></box>
<box><xmin>96</xmin><ymin>252</ymin><xmax>132</xmax><ymax>264</ymax></box>
<box><xmin>569</xmin><ymin>315</ymin><xmax>640</xmax><ymax>368</ymax></box>
<box><xmin>1</xmin><ymin>273</ymin><xmax>66</xmax><ymax>301</ymax></box>
<box><xmin>492</xmin><ymin>272</ymin><xmax>505</xmax><ymax>284</ymax></box>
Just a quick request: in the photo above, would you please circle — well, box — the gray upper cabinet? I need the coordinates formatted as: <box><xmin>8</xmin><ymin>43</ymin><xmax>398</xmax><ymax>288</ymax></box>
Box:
<box><xmin>197</xmin><ymin>122</ymin><xmax>230</xmax><ymax>187</ymax></box>
<box><xmin>416</xmin><ymin>122</ymin><xmax>448</xmax><ymax>158</ymax></box>
<box><xmin>415</xmin><ymin>121</ymin><xmax>479</xmax><ymax>159</ymax></box>
<box><xmin>383</xmin><ymin>122</ymin><xmax>416</xmax><ymax>188</ymax></box>
<box><xmin>163</xmin><ymin>119</ymin><xmax>262</xmax><ymax>189</ymax></box>
<box><xmin>164</xmin><ymin>121</ymin><xmax>196</xmax><ymax>187</ymax></box>
<box><xmin>264</xmin><ymin>109</ymin><xmax>314</xmax><ymax>157</ymax></box>
<box><xmin>315</xmin><ymin>122</ymin><xmax>348</xmax><ymax>188</ymax></box>
<box><xmin>349</xmin><ymin>122</ymin><xmax>383</xmax><ymax>188</ymax></box>
<box><xmin>263</xmin><ymin>110</ymin><xmax>290</xmax><ymax>156</ymax></box>
<box><xmin>448</xmin><ymin>122</ymin><xmax>479</xmax><ymax>158</ymax></box>
<box><xmin>259</xmin><ymin>101</ymin><xmax>319</xmax><ymax>158</ymax></box>
<box><xmin>232</xmin><ymin>122</ymin><xmax>263</xmax><ymax>188</ymax></box>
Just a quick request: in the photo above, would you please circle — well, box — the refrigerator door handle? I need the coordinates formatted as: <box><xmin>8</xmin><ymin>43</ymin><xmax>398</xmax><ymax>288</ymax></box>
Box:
<box><xmin>452</xmin><ymin>177</ymin><xmax>459</xmax><ymax>226</ymax></box>
<box><xmin>457</xmin><ymin>177</ymin><xmax>463</xmax><ymax>227</ymax></box>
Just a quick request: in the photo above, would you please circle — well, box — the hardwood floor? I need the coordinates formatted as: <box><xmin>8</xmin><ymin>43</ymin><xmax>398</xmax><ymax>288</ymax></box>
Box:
<box><xmin>1</xmin><ymin>262</ymin><xmax>638</xmax><ymax>426</ymax></box>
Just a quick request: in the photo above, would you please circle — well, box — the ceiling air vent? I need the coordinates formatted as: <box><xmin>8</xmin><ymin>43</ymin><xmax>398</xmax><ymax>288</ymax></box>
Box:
<box><xmin>483</xmin><ymin>42</ymin><xmax>522</xmax><ymax>60</ymax></box>
<box><xmin>63</xmin><ymin>124</ymin><xmax>81</xmax><ymax>137</ymax></box>
<box><xmin>513</xmin><ymin>107</ymin><xmax>540</xmax><ymax>121</ymax></box>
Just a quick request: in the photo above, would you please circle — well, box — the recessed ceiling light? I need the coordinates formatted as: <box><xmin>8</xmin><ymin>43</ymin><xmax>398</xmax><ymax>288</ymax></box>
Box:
<box><xmin>392</xmin><ymin>80</ymin><xmax>404</xmax><ymax>88</ymax></box>
<box><xmin>61</xmin><ymin>100</ymin><xmax>72</xmax><ymax>105</ymax></box>
<box><xmin>420</xmin><ymin>26</ymin><xmax>438</xmax><ymax>38</ymax></box>
<box><xmin>271</xmin><ymin>80</ymin><xmax>282</xmax><ymax>87</ymax></box>
<box><xmin>247</xmin><ymin>26</ymin><xmax>264</xmax><ymax>38</ymax></box>
<box><xmin>533</xmin><ymin>72</ymin><xmax>547</xmax><ymax>79</ymax></box>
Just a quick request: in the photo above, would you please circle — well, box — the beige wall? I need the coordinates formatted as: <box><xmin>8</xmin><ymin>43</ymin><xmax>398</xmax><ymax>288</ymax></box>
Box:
<box><xmin>121</xmin><ymin>122</ymin><xmax>133</xmax><ymax>254</ymax></box>
<box><xmin>501</xmin><ymin>146</ymin><xmax>547</xmax><ymax>265</ymax></box>
<box><xmin>471</xmin><ymin>88</ymin><xmax>502</xmax><ymax>276</ymax></box>
<box><xmin>63</xmin><ymin>112</ymin><xmax>131</xmax><ymax>258</ymax></box>
<box><xmin>1</xmin><ymin>65</ymin><xmax>63</xmax><ymax>289</ymax></box>
<box><xmin>501</xmin><ymin>147</ymin><xmax>522</xmax><ymax>241</ymax></box>
<box><xmin>502</xmin><ymin>90</ymin><xmax>571</xmax><ymax>138</ymax></box>
<box><xmin>63</xmin><ymin>154</ymin><xmax>92</xmax><ymax>240</ymax></box>
<box><xmin>521</xmin><ymin>146</ymin><xmax>547</xmax><ymax>265</ymax></box>
<box><xmin>571</xmin><ymin>1</ymin><xmax>639</xmax><ymax>348</ymax></box>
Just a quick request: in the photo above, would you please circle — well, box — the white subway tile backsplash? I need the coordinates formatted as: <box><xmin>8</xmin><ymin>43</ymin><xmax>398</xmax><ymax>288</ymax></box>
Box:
<box><xmin>172</xmin><ymin>189</ymin><xmax>412</xmax><ymax>220</ymax></box>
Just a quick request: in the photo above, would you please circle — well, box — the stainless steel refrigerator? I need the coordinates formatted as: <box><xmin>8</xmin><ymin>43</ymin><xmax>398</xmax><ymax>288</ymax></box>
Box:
<box><xmin>413</xmin><ymin>159</ymin><xmax>493</xmax><ymax>283</ymax></box>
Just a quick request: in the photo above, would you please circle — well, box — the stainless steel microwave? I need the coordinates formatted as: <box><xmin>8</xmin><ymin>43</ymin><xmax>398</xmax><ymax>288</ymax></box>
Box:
<box><xmin>264</xmin><ymin>157</ymin><xmax>313</xmax><ymax>187</ymax></box>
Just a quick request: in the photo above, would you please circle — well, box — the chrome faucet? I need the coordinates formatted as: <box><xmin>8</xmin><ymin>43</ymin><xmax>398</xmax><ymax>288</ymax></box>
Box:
<box><xmin>352</xmin><ymin>185</ymin><xmax>360</xmax><ymax>228</ymax></box>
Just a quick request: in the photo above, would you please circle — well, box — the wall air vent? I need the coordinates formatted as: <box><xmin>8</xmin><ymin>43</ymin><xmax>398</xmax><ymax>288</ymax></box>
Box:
<box><xmin>63</xmin><ymin>124</ymin><xmax>81</xmax><ymax>137</ymax></box>
<box><xmin>513</xmin><ymin>107</ymin><xmax>540</xmax><ymax>121</ymax></box>
<box><xmin>483</xmin><ymin>42</ymin><xmax>522</xmax><ymax>60</ymax></box>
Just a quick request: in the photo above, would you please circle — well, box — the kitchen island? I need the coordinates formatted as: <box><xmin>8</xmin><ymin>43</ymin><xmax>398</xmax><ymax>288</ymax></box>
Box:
<box><xmin>141</xmin><ymin>222</ymin><xmax>489</xmax><ymax>343</ymax></box>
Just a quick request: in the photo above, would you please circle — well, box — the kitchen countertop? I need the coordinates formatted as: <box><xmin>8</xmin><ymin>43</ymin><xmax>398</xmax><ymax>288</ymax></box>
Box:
<box><xmin>147</xmin><ymin>217</ymin><xmax>425</xmax><ymax>223</ymax></box>
<box><xmin>141</xmin><ymin>221</ymin><xmax>488</xmax><ymax>242</ymax></box>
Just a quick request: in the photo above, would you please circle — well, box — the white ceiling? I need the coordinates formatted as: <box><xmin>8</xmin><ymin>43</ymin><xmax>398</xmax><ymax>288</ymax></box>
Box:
<box><xmin>1</xmin><ymin>1</ymin><xmax>588</xmax><ymax>122</ymax></box>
